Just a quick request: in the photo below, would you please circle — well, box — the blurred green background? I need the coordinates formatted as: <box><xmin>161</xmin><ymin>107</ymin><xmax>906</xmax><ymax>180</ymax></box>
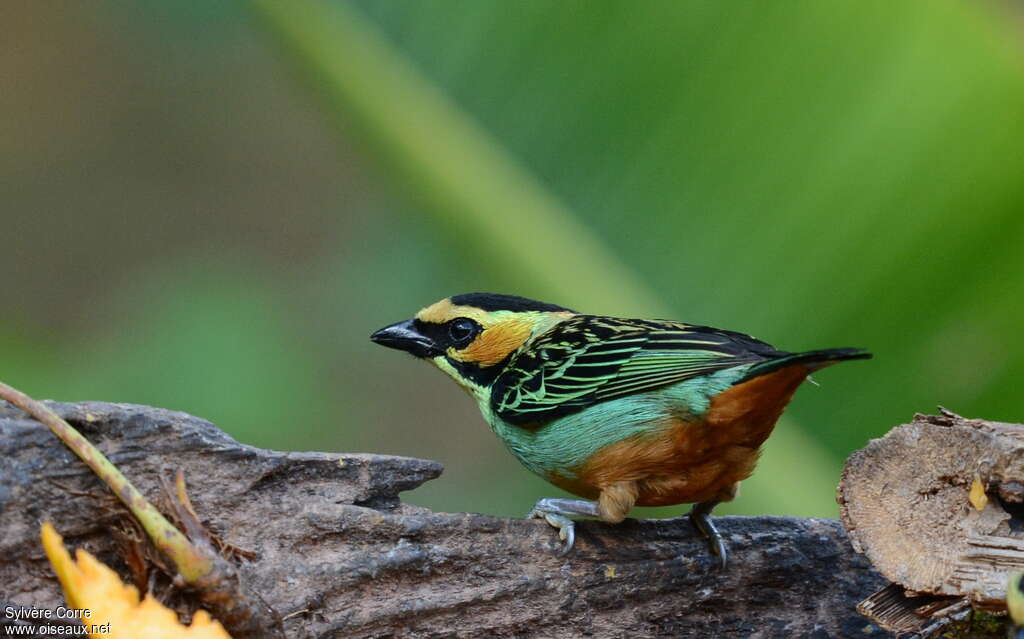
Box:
<box><xmin>3</xmin><ymin>1</ymin><xmax>1023</xmax><ymax>519</ymax></box>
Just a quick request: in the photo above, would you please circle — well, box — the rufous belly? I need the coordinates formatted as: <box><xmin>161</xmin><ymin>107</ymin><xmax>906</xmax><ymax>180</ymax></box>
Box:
<box><xmin>547</xmin><ymin>365</ymin><xmax>810</xmax><ymax>506</ymax></box>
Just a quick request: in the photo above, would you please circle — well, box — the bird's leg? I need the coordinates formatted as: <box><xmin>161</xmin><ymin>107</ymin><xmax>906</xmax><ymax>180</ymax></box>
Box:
<box><xmin>528</xmin><ymin>482</ymin><xmax>638</xmax><ymax>555</ymax></box>
<box><xmin>687</xmin><ymin>481</ymin><xmax>738</xmax><ymax>569</ymax></box>
<box><xmin>527</xmin><ymin>497</ymin><xmax>599</xmax><ymax>554</ymax></box>
<box><xmin>688</xmin><ymin>499</ymin><xmax>727</xmax><ymax>569</ymax></box>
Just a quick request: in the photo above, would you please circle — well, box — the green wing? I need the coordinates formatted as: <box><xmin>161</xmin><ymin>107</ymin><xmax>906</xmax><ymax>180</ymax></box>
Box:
<box><xmin>490</xmin><ymin>315</ymin><xmax>783</xmax><ymax>425</ymax></box>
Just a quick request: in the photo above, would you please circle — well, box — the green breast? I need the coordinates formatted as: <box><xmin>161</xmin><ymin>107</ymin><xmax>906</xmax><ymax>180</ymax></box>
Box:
<box><xmin>479</xmin><ymin>366</ymin><xmax>749</xmax><ymax>478</ymax></box>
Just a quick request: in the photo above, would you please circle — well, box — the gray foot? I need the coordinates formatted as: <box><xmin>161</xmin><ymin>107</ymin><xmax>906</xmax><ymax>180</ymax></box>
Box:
<box><xmin>527</xmin><ymin>497</ymin><xmax>600</xmax><ymax>554</ymax></box>
<box><xmin>688</xmin><ymin>499</ymin><xmax>728</xmax><ymax>569</ymax></box>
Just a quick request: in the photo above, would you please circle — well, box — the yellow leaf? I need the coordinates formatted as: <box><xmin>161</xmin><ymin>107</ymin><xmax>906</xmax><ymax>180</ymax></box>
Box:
<box><xmin>40</xmin><ymin>523</ymin><xmax>232</xmax><ymax>639</ymax></box>
<box><xmin>969</xmin><ymin>475</ymin><xmax>988</xmax><ymax>512</ymax></box>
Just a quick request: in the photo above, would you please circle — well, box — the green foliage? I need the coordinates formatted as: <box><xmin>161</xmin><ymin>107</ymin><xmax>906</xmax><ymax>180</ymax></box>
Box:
<box><xmin>940</xmin><ymin>611</ymin><xmax>1008</xmax><ymax>639</ymax></box>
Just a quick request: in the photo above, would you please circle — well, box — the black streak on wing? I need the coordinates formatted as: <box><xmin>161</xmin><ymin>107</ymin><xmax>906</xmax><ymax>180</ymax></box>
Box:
<box><xmin>490</xmin><ymin>315</ymin><xmax>788</xmax><ymax>426</ymax></box>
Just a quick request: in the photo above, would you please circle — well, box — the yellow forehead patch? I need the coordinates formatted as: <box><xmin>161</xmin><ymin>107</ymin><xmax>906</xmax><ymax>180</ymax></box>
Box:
<box><xmin>416</xmin><ymin>298</ymin><xmax>490</xmax><ymax>325</ymax></box>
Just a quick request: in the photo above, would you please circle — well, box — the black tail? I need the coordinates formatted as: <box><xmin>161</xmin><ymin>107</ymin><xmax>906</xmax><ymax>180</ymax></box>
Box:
<box><xmin>738</xmin><ymin>347</ymin><xmax>871</xmax><ymax>383</ymax></box>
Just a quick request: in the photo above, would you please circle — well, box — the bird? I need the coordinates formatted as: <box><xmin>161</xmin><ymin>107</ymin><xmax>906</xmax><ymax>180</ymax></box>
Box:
<box><xmin>370</xmin><ymin>292</ymin><xmax>870</xmax><ymax>568</ymax></box>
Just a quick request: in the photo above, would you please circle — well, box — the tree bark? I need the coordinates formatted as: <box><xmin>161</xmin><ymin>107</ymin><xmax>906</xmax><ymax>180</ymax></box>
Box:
<box><xmin>0</xmin><ymin>401</ymin><xmax>887</xmax><ymax>638</ymax></box>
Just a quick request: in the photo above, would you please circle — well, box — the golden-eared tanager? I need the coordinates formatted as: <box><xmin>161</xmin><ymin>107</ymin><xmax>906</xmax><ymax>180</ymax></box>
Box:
<box><xmin>371</xmin><ymin>293</ymin><xmax>870</xmax><ymax>567</ymax></box>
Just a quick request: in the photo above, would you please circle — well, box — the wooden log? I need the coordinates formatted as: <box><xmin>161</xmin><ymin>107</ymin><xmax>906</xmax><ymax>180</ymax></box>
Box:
<box><xmin>838</xmin><ymin>410</ymin><xmax>1024</xmax><ymax>634</ymax></box>
<box><xmin>0</xmin><ymin>400</ymin><xmax>888</xmax><ymax>637</ymax></box>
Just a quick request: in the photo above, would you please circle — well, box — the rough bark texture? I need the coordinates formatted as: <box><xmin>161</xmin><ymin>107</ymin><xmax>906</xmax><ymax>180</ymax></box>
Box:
<box><xmin>838</xmin><ymin>411</ymin><xmax>1024</xmax><ymax>634</ymax></box>
<box><xmin>0</xmin><ymin>401</ymin><xmax>888</xmax><ymax>638</ymax></box>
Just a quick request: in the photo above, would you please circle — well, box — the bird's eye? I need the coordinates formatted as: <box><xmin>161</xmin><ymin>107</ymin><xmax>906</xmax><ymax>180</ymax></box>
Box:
<box><xmin>447</xmin><ymin>318</ymin><xmax>479</xmax><ymax>345</ymax></box>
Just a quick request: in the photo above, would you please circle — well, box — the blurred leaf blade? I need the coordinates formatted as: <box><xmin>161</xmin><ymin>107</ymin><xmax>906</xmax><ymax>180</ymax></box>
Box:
<box><xmin>247</xmin><ymin>0</ymin><xmax>662</xmax><ymax>315</ymax></box>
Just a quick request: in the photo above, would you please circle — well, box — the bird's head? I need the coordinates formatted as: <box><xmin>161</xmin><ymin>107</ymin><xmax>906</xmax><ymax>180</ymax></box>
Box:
<box><xmin>371</xmin><ymin>293</ymin><xmax>575</xmax><ymax>393</ymax></box>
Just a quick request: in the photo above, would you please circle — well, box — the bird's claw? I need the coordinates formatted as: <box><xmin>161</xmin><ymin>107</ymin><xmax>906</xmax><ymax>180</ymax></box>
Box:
<box><xmin>707</xmin><ymin>532</ymin><xmax>728</xmax><ymax>570</ymax></box>
<box><xmin>689</xmin><ymin>505</ymin><xmax>728</xmax><ymax>570</ymax></box>
<box><xmin>528</xmin><ymin>509</ymin><xmax>576</xmax><ymax>554</ymax></box>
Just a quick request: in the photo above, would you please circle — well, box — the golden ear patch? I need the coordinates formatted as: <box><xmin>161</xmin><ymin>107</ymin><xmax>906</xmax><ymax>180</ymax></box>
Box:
<box><xmin>450</xmin><ymin>319</ymin><xmax>533</xmax><ymax>367</ymax></box>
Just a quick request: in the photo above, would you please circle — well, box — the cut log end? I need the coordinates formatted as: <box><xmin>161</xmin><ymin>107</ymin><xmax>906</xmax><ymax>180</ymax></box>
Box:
<box><xmin>839</xmin><ymin>411</ymin><xmax>1024</xmax><ymax>632</ymax></box>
